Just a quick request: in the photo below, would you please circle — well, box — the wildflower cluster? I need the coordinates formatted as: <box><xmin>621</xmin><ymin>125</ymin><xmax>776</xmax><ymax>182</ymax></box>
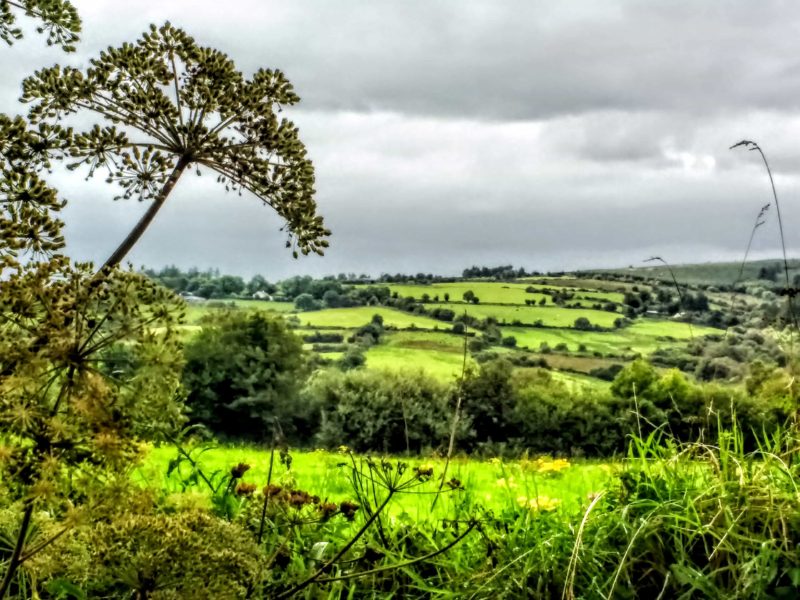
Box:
<box><xmin>495</xmin><ymin>476</ymin><xmax>518</xmax><ymax>490</ymax></box>
<box><xmin>516</xmin><ymin>495</ymin><xmax>562</xmax><ymax>512</ymax></box>
<box><xmin>521</xmin><ymin>456</ymin><xmax>571</xmax><ymax>474</ymax></box>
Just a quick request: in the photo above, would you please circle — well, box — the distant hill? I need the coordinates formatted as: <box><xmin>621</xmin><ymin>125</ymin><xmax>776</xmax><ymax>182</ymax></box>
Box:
<box><xmin>589</xmin><ymin>258</ymin><xmax>800</xmax><ymax>288</ymax></box>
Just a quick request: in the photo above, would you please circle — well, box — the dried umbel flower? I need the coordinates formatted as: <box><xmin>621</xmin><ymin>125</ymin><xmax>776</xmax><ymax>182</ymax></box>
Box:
<box><xmin>413</xmin><ymin>464</ymin><xmax>434</xmax><ymax>481</ymax></box>
<box><xmin>230</xmin><ymin>463</ymin><xmax>251</xmax><ymax>479</ymax></box>
<box><xmin>0</xmin><ymin>260</ymin><xmax>186</xmax><ymax>497</ymax></box>
<box><xmin>339</xmin><ymin>501</ymin><xmax>359</xmax><ymax>521</ymax></box>
<box><xmin>22</xmin><ymin>23</ymin><xmax>329</xmax><ymax>267</ymax></box>
<box><xmin>263</xmin><ymin>484</ymin><xmax>283</xmax><ymax>497</ymax></box>
<box><xmin>235</xmin><ymin>483</ymin><xmax>257</xmax><ymax>497</ymax></box>
<box><xmin>287</xmin><ymin>489</ymin><xmax>318</xmax><ymax>508</ymax></box>
<box><xmin>446</xmin><ymin>478</ymin><xmax>464</xmax><ymax>491</ymax></box>
<box><xmin>318</xmin><ymin>502</ymin><xmax>338</xmax><ymax>521</ymax></box>
<box><xmin>0</xmin><ymin>0</ymin><xmax>81</xmax><ymax>51</ymax></box>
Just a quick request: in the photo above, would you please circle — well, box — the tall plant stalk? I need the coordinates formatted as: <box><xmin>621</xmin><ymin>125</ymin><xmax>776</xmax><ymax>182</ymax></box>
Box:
<box><xmin>0</xmin><ymin>502</ymin><xmax>33</xmax><ymax>600</ymax></box>
<box><xmin>735</xmin><ymin>203</ymin><xmax>771</xmax><ymax>287</ymax></box>
<box><xmin>730</xmin><ymin>140</ymin><xmax>798</xmax><ymax>332</ymax></box>
<box><xmin>432</xmin><ymin>314</ymin><xmax>470</xmax><ymax>511</ymax></box>
<box><xmin>644</xmin><ymin>256</ymin><xmax>694</xmax><ymax>340</ymax></box>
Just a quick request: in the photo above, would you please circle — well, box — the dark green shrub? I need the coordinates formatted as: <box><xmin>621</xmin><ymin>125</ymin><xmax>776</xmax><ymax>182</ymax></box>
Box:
<box><xmin>339</xmin><ymin>346</ymin><xmax>366</xmax><ymax>370</ymax></box>
<box><xmin>182</xmin><ymin>311</ymin><xmax>310</xmax><ymax>442</ymax></box>
<box><xmin>303</xmin><ymin>331</ymin><xmax>344</xmax><ymax>343</ymax></box>
<box><xmin>501</xmin><ymin>335</ymin><xmax>517</xmax><ymax>347</ymax></box>
<box><xmin>308</xmin><ymin>369</ymin><xmax>454</xmax><ymax>453</ymax></box>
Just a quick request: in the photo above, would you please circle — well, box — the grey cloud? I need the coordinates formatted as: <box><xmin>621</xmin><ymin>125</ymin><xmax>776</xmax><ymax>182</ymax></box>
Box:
<box><xmin>7</xmin><ymin>1</ymin><xmax>800</xmax><ymax>121</ymax></box>
<box><xmin>5</xmin><ymin>0</ymin><xmax>800</xmax><ymax>280</ymax></box>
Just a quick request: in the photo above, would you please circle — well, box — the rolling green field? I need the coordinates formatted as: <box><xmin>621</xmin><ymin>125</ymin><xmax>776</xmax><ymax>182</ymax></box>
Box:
<box><xmin>184</xmin><ymin>278</ymin><xmax>724</xmax><ymax>384</ymax></box>
<box><xmin>296</xmin><ymin>306</ymin><xmax>448</xmax><ymax>330</ymax></box>
<box><xmin>137</xmin><ymin>445</ymin><xmax>616</xmax><ymax>517</ymax></box>
<box><xmin>382</xmin><ymin>282</ymin><xmax>549</xmax><ymax>304</ymax></box>
<box><xmin>503</xmin><ymin>319</ymin><xmax>717</xmax><ymax>355</ymax></box>
<box><xmin>379</xmin><ymin>280</ymin><xmax>625</xmax><ymax>304</ymax></box>
<box><xmin>427</xmin><ymin>302</ymin><xmax>621</xmax><ymax>328</ymax></box>
<box><xmin>184</xmin><ymin>299</ymin><xmax>294</xmax><ymax>324</ymax></box>
<box><xmin>364</xmin><ymin>345</ymin><xmax>474</xmax><ymax>380</ymax></box>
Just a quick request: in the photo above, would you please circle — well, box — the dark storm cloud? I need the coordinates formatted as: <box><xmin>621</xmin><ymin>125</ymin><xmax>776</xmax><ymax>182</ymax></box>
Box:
<box><xmin>4</xmin><ymin>0</ymin><xmax>800</xmax><ymax>278</ymax></box>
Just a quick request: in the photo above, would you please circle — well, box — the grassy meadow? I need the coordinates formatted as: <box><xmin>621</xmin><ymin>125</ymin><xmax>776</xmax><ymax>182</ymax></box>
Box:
<box><xmin>297</xmin><ymin>306</ymin><xmax>447</xmax><ymax>330</ymax></box>
<box><xmin>425</xmin><ymin>302</ymin><xmax>621</xmax><ymax>328</ymax></box>
<box><xmin>137</xmin><ymin>445</ymin><xmax>615</xmax><ymax>517</ymax></box>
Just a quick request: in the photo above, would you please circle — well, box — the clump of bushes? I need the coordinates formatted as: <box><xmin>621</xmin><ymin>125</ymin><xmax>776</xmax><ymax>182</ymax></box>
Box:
<box><xmin>182</xmin><ymin>311</ymin><xmax>311</xmax><ymax>442</ymax></box>
<box><xmin>303</xmin><ymin>331</ymin><xmax>345</xmax><ymax>343</ymax></box>
<box><xmin>305</xmin><ymin>369</ymin><xmax>456</xmax><ymax>453</ymax></box>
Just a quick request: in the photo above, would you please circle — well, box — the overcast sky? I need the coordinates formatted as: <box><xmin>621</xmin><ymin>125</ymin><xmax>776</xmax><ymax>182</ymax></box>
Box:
<box><xmin>5</xmin><ymin>0</ymin><xmax>800</xmax><ymax>280</ymax></box>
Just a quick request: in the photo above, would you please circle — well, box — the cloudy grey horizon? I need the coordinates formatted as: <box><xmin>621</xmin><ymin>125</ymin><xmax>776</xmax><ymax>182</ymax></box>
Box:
<box><xmin>5</xmin><ymin>0</ymin><xmax>800</xmax><ymax>280</ymax></box>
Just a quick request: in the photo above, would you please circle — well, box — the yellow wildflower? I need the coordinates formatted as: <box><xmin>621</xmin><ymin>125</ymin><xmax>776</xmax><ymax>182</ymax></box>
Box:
<box><xmin>517</xmin><ymin>495</ymin><xmax>561</xmax><ymax>512</ymax></box>
<box><xmin>496</xmin><ymin>476</ymin><xmax>517</xmax><ymax>489</ymax></box>
<box><xmin>532</xmin><ymin>457</ymin><xmax>570</xmax><ymax>474</ymax></box>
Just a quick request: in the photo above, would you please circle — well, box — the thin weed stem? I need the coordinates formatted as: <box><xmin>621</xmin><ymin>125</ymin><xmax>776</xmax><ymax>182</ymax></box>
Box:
<box><xmin>432</xmin><ymin>313</ymin><xmax>469</xmax><ymax>511</ymax></box>
<box><xmin>730</xmin><ymin>140</ymin><xmax>798</xmax><ymax>334</ymax></box>
<box><xmin>644</xmin><ymin>256</ymin><xmax>693</xmax><ymax>341</ymax></box>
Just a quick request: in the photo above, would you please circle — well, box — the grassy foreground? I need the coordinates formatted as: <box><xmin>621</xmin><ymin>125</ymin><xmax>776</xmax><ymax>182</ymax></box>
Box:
<box><xmin>136</xmin><ymin>446</ymin><xmax>615</xmax><ymax>517</ymax></box>
<box><xmin>120</xmin><ymin>425</ymin><xmax>800</xmax><ymax>598</ymax></box>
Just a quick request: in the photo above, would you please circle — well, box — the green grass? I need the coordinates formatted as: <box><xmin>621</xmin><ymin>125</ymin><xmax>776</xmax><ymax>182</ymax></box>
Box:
<box><xmin>185</xmin><ymin>299</ymin><xmax>295</xmax><ymax>324</ymax></box>
<box><xmin>136</xmin><ymin>445</ymin><xmax>616</xmax><ymax>518</ymax></box>
<box><xmin>376</xmin><ymin>280</ymin><xmax>624</xmax><ymax>304</ymax></box>
<box><xmin>547</xmin><ymin>369</ymin><xmax>611</xmax><ymax>389</ymax></box>
<box><xmin>382</xmin><ymin>330</ymin><xmax>465</xmax><ymax>351</ymax></box>
<box><xmin>627</xmin><ymin>318</ymin><xmax>720</xmax><ymax>339</ymax></box>
<box><xmin>503</xmin><ymin>319</ymin><xmax>721</xmax><ymax>356</ymax></box>
<box><xmin>528</xmin><ymin>352</ymin><xmax>620</xmax><ymax>373</ymax></box>
<box><xmin>522</xmin><ymin>277</ymin><xmax>630</xmax><ymax>297</ymax></box>
<box><xmin>502</xmin><ymin>327</ymin><xmax>636</xmax><ymax>354</ymax></box>
<box><xmin>378</xmin><ymin>281</ymin><xmax>549</xmax><ymax>304</ymax></box>
<box><xmin>365</xmin><ymin>345</ymin><xmax>472</xmax><ymax>381</ymax></box>
<box><xmin>296</xmin><ymin>307</ymin><xmax>449</xmax><ymax>330</ymax></box>
<box><xmin>429</xmin><ymin>303</ymin><xmax>621</xmax><ymax>328</ymax></box>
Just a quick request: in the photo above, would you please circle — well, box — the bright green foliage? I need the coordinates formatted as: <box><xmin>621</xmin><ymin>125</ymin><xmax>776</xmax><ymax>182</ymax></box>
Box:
<box><xmin>305</xmin><ymin>369</ymin><xmax>456</xmax><ymax>453</ymax></box>
<box><xmin>182</xmin><ymin>311</ymin><xmax>309</xmax><ymax>441</ymax></box>
<box><xmin>610</xmin><ymin>358</ymin><xmax>659</xmax><ymax>398</ymax></box>
<box><xmin>511</xmin><ymin>369</ymin><xmax>626</xmax><ymax>456</ymax></box>
<box><xmin>21</xmin><ymin>22</ymin><xmax>329</xmax><ymax>264</ymax></box>
<box><xmin>460</xmin><ymin>358</ymin><xmax>517</xmax><ymax>446</ymax></box>
<box><xmin>0</xmin><ymin>0</ymin><xmax>80</xmax><ymax>51</ymax></box>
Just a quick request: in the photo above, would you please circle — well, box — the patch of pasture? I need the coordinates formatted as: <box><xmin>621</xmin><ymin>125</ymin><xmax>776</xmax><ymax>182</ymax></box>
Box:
<box><xmin>503</xmin><ymin>319</ymin><xmax>720</xmax><ymax>356</ymax></box>
<box><xmin>364</xmin><ymin>345</ymin><xmax>472</xmax><ymax>381</ymax></box>
<box><xmin>296</xmin><ymin>307</ymin><xmax>449</xmax><ymax>330</ymax></box>
<box><xmin>430</xmin><ymin>303</ymin><xmax>620</xmax><ymax>328</ymax></box>
<box><xmin>547</xmin><ymin>369</ymin><xmax>611</xmax><ymax>389</ymax></box>
<box><xmin>530</xmin><ymin>353</ymin><xmax>622</xmax><ymax>374</ymax></box>
<box><xmin>382</xmin><ymin>330</ymin><xmax>466</xmax><ymax>352</ymax></box>
<box><xmin>521</xmin><ymin>277</ymin><xmax>629</xmax><ymax>299</ymax></box>
<box><xmin>184</xmin><ymin>299</ymin><xmax>294</xmax><ymax>324</ymax></box>
<box><xmin>379</xmin><ymin>281</ymin><xmax>549</xmax><ymax>304</ymax></box>
<box><xmin>626</xmin><ymin>319</ymin><xmax>720</xmax><ymax>339</ymax></box>
<box><xmin>501</xmin><ymin>327</ymin><xmax>635</xmax><ymax>355</ymax></box>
